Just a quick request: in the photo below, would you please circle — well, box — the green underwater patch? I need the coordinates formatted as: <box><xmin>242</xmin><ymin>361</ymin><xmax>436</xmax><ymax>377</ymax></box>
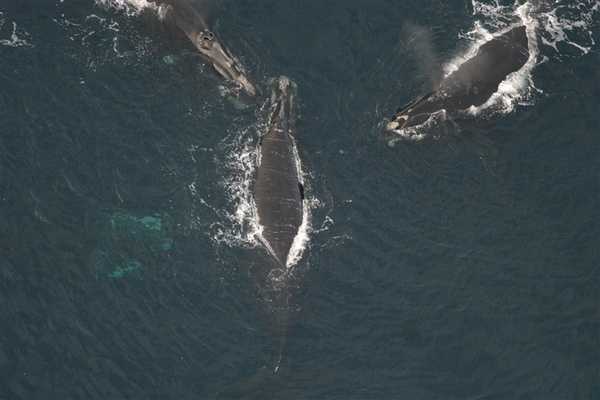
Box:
<box><xmin>107</xmin><ymin>259</ymin><xmax>142</xmax><ymax>279</ymax></box>
<box><xmin>92</xmin><ymin>211</ymin><xmax>174</xmax><ymax>279</ymax></box>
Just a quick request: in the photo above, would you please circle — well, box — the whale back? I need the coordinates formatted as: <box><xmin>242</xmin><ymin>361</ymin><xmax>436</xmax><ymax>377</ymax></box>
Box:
<box><xmin>390</xmin><ymin>25</ymin><xmax>530</xmax><ymax>129</ymax></box>
<box><xmin>439</xmin><ymin>25</ymin><xmax>529</xmax><ymax>101</ymax></box>
<box><xmin>254</xmin><ymin>78</ymin><xmax>303</xmax><ymax>266</ymax></box>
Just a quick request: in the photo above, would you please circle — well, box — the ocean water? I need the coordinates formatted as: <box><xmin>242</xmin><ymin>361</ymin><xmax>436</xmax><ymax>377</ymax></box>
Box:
<box><xmin>1</xmin><ymin>0</ymin><xmax>599</xmax><ymax>399</ymax></box>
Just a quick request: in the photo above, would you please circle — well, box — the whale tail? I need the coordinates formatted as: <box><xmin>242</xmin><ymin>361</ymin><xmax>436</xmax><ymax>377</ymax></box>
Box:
<box><xmin>214</xmin><ymin>363</ymin><xmax>287</xmax><ymax>400</ymax></box>
<box><xmin>213</xmin><ymin>314</ymin><xmax>290</xmax><ymax>400</ymax></box>
<box><xmin>210</xmin><ymin>257</ymin><xmax>295</xmax><ymax>399</ymax></box>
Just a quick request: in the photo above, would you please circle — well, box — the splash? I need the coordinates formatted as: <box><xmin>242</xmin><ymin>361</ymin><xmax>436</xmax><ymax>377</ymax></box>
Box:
<box><xmin>54</xmin><ymin>1</ymin><xmax>156</xmax><ymax>72</ymax></box>
<box><xmin>445</xmin><ymin>2</ymin><xmax>540</xmax><ymax>116</ymax></box>
<box><xmin>95</xmin><ymin>0</ymin><xmax>157</xmax><ymax>16</ymax></box>
<box><xmin>284</xmin><ymin>138</ymin><xmax>312</xmax><ymax>269</ymax></box>
<box><xmin>533</xmin><ymin>0</ymin><xmax>599</xmax><ymax>55</ymax></box>
<box><xmin>466</xmin><ymin>0</ymin><xmax>599</xmax><ymax>110</ymax></box>
<box><xmin>0</xmin><ymin>13</ymin><xmax>33</xmax><ymax>48</ymax></box>
<box><xmin>209</xmin><ymin>99</ymin><xmax>313</xmax><ymax>269</ymax></box>
<box><xmin>392</xmin><ymin>0</ymin><xmax>599</xmax><ymax>141</ymax></box>
<box><xmin>212</xmin><ymin>122</ymin><xmax>262</xmax><ymax>250</ymax></box>
<box><xmin>387</xmin><ymin>110</ymin><xmax>450</xmax><ymax>144</ymax></box>
<box><xmin>471</xmin><ymin>0</ymin><xmax>600</xmax><ymax>47</ymax></box>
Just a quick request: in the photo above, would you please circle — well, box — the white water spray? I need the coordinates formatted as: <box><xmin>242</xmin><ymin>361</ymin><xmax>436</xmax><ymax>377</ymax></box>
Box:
<box><xmin>392</xmin><ymin>0</ymin><xmax>600</xmax><ymax>141</ymax></box>
<box><xmin>95</xmin><ymin>0</ymin><xmax>157</xmax><ymax>16</ymax></box>
<box><xmin>0</xmin><ymin>12</ymin><xmax>32</xmax><ymax>48</ymax></box>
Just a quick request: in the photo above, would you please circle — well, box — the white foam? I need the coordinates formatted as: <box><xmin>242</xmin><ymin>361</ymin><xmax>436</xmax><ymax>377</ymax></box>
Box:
<box><xmin>390</xmin><ymin>0</ymin><xmax>599</xmax><ymax>140</ymax></box>
<box><xmin>445</xmin><ymin>2</ymin><xmax>540</xmax><ymax>117</ymax></box>
<box><xmin>284</xmin><ymin>138</ymin><xmax>311</xmax><ymax>269</ymax></box>
<box><xmin>251</xmin><ymin>131</ymin><xmax>312</xmax><ymax>269</ymax></box>
<box><xmin>470</xmin><ymin>0</ymin><xmax>600</xmax><ymax>55</ymax></box>
<box><xmin>443</xmin><ymin>21</ymin><xmax>495</xmax><ymax>78</ymax></box>
<box><xmin>388</xmin><ymin>110</ymin><xmax>449</xmax><ymax>143</ymax></box>
<box><xmin>95</xmin><ymin>0</ymin><xmax>157</xmax><ymax>16</ymax></box>
<box><xmin>213</xmin><ymin>92</ymin><xmax>312</xmax><ymax>268</ymax></box>
<box><xmin>0</xmin><ymin>16</ymin><xmax>33</xmax><ymax>48</ymax></box>
<box><xmin>217</xmin><ymin>125</ymin><xmax>263</xmax><ymax>249</ymax></box>
<box><xmin>535</xmin><ymin>0</ymin><xmax>599</xmax><ymax>55</ymax></box>
<box><xmin>465</xmin><ymin>0</ymin><xmax>600</xmax><ymax>114</ymax></box>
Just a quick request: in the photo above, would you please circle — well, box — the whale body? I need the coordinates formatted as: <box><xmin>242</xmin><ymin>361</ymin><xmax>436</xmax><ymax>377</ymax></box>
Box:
<box><xmin>387</xmin><ymin>25</ymin><xmax>530</xmax><ymax>132</ymax></box>
<box><xmin>150</xmin><ymin>0</ymin><xmax>256</xmax><ymax>96</ymax></box>
<box><xmin>254</xmin><ymin>77</ymin><xmax>303</xmax><ymax>267</ymax></box>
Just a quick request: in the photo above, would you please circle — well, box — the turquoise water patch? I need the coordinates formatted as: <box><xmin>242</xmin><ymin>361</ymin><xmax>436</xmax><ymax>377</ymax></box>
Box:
<box><xmin>107</xmin><ymin>259</ymin><xmax>142</xmax><ymax>279</ymax></box>
<box><xmin>93</xmin><ymin>211</ymin><xmax>174</xmax><ymax>279</ymax></box>
<box><xmin>162</xmin><ymin>54</ymin><xmax>177</xmax><ymax>65</ymax></box>
<box><xmin>160</xmin><ymin>238</ymin><xmax>174</xmax><ymax>251</ymax></box>
<box><xmin>139</xmin><ymin>215</ymin><xmax>162</xmax><ymax>231</ymax></box>
<box><xmin>110</xmin><ymin>212</ymin><xmax>163</xmax><ymax>233</ymax></box>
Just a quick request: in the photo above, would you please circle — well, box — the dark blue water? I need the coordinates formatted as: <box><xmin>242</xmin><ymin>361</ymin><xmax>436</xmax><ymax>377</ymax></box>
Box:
<box><xmin>1</xmin><ymin>0</ymin><xmax>599</xmax><ymax>399</ymax></box>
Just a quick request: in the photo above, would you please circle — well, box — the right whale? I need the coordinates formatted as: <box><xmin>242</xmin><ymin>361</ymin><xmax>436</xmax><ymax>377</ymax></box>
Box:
<box><xmin>149</xmin><ymin>0</ymin><xmax>257</xmax><ymax>97</ymax></box>
<box><xmin>386</xmin><ymin>25</ymin><xmax>529</xmax><ymax>133</ymax></box>
<box><xmin>254</xmin><ymin>76</ymin><xmax>304</xmax><ymax>268</ymax></box>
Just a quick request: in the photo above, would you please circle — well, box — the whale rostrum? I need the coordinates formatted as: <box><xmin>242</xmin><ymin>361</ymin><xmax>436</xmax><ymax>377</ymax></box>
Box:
<box><xmin>150</xmin><ymin>0</ymin><xmax>256</xmax><ymax>97</ymax></box>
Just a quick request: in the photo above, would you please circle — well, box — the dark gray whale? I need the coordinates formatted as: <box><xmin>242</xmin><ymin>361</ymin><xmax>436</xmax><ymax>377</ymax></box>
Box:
<box><xmin>149</xmin><ymin>0</ymin><xmax>256</xmax><ymax>96</ymax></box>
<box><xmin>215</xmin><ymin>78</ymin><xmax>304</xmax><ymax>397</ymax></box>
<box><xmin>387</xmin><ymin>25</ymin><xmax>529</xmax><ymax>132</ymax></box>
<box><xmin>254</xmin><ymin>76</ymin><xmax>303</xmax><ymax>267</ymax></box>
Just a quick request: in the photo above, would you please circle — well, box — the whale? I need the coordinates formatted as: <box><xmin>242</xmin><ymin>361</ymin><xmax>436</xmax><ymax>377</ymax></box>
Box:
<box><xmin>386</xmin><ymin>25</ymin><xmax>529</xmax><ymax>133</ymax></box>
<box><xmin>254</xmin><ymin>76</ymin><xmax>304</xmax><ymax>268</ymax></box>
<box><xmin>149</xmin><ymin>0</ymin><xmax>257</xmax><ymax>97</ymax></box>
<box><xmin>214</xmin><ymin>78</ymin><xmax>305</xmax><ymax>397</ymax></box>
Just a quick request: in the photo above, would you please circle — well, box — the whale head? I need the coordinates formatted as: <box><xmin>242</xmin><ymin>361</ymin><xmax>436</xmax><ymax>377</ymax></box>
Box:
<box><xmin>386</xmin><ymin>112</ymin><xmax>434</xmax><ymax>132</ymax></box>
<box><xmin>386</xmin><ymin>114</ymin><xmax>409</xmax><ymax>131</ymax></box>
<box><xmin>267</xmin><ymin>76</ymin><xmax>297</xmax><ymax>130</ymax></box>
<box><xmin>193</xmin><ymin>29</ymin><xmax>257</xmax><ymax>97</ymax></box>
<box><xmin>385</xmin><ymin>92</ymin><xmax>437</xmax><ymax>134</ymax></box>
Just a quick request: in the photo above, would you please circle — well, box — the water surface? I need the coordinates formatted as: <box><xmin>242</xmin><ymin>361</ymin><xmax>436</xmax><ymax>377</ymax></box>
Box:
<box><xmin>1</xmin><ymin>0</ymin><xmax>599</xmax><ymax>398</ymax></box>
